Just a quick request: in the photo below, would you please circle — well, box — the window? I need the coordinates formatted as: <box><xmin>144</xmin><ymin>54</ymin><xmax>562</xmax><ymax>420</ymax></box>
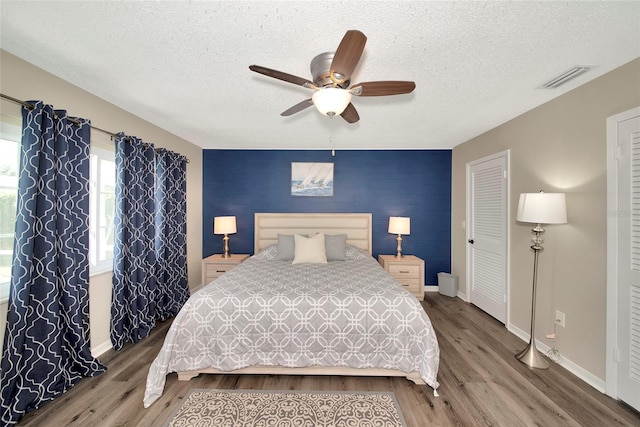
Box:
<box><xmin>89</xmin><ymin>144</ymin><xmax>115</xmax><ymax>274</ymax></box>
<box><xmin>0</xmin><ymin>104</ymin><xmax>116</xmax><ymax>301</ymax></box>
<box><xmin>0</xmin><ymin>113</ymin><xmax>21</xmax><ymax>301</ymax></box>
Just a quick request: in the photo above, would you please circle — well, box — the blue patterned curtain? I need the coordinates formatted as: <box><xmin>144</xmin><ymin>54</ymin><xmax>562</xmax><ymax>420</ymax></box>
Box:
<box><xmin>154</xmin><ymin>149</ymin><xmax>189</xmax><ymax>320</ymax></box>
<box><xmin>110</xmin><ymin>134</ymin><xmax>157</xmax><ymax>350</ymax></box>
<box><xmin>0</xmin><ymin>101</ymin><xmax>106</xmax><ymax>425</ymax></box>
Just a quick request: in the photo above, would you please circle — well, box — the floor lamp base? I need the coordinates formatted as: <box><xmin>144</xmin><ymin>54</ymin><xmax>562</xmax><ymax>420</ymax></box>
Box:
<box><xmin>516</xmin><ymin>225</ymin><xmax>550</xmax><ymax>370</ymax></box>
<box><xmin>515</xmin><ymin>342</ymin><xmax>549</xmax><ymax>369</ymax></box>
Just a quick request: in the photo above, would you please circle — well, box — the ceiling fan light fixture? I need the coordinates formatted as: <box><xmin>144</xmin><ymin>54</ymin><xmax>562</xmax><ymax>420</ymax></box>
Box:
<box><xmin>312</xmin><ymin>87</ymin><xmax>351</xmax><ymax>117</ymax></box>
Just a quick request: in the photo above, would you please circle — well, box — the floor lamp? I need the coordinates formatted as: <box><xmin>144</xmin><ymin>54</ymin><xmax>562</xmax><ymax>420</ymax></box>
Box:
<box><xmin>515</xmin><ymin>191</ymin><xmax>567</xmax><ymax>369</ymax></box>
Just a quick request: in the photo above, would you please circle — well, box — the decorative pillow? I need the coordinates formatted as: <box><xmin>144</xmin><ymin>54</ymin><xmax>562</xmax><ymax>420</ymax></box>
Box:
<box><xmin>325</xmin><ymin>234</ymin><xmax>347</xmax><ymax>261</ymax></box>
<box><xmin>274</xmin><ymin>234</ymin><xmax>296</xmax><ymax>261</ymax></box>
<box><xmin>292</xmin><ymin>233</ymin><xmax>327</xmax><ymax>264</ymax></box>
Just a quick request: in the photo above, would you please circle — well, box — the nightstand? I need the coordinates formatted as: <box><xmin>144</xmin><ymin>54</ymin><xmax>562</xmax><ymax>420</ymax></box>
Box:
<box><xmin>378</xmin><ymin>254</ymin><xmax>425</xmax><ymax>301</ymax></box>
<box><xmin>202</xmin><ymin>254</ymin><xmax>249</xmax><ymax>285</ymax></box>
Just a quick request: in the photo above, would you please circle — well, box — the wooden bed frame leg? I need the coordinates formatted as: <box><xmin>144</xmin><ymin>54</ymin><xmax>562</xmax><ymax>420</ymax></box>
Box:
<box><xmin>404</xmin><ymin>372</ymin><xmax>438</xmax><ymax>396</ymax></box>
<box><xmin>405</xmin><ymin>372</ymin><xmax>425</xmax><ymax>385</ymax></box>
<box><xmin>177</xmin><ymin>371</ymin><xmax>200</xmax><ymax>381</ymax></box>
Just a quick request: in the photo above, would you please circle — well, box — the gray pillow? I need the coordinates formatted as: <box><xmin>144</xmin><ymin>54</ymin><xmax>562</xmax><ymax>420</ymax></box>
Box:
<box><xmin>274</xmin><ymin>234</ymin><xmax>308</xmax><ymax>261</ymax></box>
<box><xmin>275</xmin><ymin>234</ymin><xmax>296</xmax><ymax>261</ymax></box>
<box><xmin>325</xmin><ymin>234</ymin><xmax>347</xmax><ymax>261</ymax></box>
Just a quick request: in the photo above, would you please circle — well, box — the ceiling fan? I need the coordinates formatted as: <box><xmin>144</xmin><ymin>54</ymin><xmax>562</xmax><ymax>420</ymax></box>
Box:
<box><xmin>249</xmin><ymin>30</ymin><xmax>416</xmax><ymax>123</ymax></box>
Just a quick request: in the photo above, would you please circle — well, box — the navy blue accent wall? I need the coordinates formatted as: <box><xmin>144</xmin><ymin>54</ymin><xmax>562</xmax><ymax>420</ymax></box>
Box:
<box><xmin>202</xmin><ymin>150</ymin><xmax>451</xmax><ymax>285</ymax></box>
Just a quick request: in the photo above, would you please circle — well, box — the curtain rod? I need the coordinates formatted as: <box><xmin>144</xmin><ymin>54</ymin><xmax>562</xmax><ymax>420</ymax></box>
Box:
<box><xmin>2</xmin><ymin>93</ymin><xmax>118</xmax><ymax>137</ymax></box>
<box><xmin>1</xmin><ymin>93</ymin><xmax>190</xmax><ymax>163</ymax></box>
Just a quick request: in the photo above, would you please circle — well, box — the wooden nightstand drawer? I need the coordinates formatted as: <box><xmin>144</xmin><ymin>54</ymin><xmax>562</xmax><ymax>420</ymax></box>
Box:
<box><xmin>388</xmin><ymin>264</ymin><xmax>420</xmax><ymax>278</ymax></box>
<box><xmin>395</xmin><ymin>279</ymin><xmax>421</xmax><ymax>296</ymax></box>
<box><xmin>206</xmin><ymin>264</ymin><xmax>233</xmax><ymax>278</ymax></box>
<box><xmin>395</xmin><ymin>277</ymin><xmax>420</xmax><ymax>287</ymax></box>
<box><xmin>202</xmin><ymin>254</ymin><xmax>249</xmax><ymax>285</ymax></box>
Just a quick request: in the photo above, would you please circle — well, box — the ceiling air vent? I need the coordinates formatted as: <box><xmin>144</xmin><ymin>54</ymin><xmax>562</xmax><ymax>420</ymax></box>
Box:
<box><xmin>539</xmin><ymin>66</ymin><xmax>593</xmax><ymax>89</ymax></box>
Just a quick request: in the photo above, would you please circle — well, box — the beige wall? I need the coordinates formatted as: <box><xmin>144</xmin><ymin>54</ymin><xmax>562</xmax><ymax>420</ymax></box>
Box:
<box><xmin>0</xmin><ymin>50</ymin><xmax>203</xmax><ymax>355</ymax></box>
<box><xmin>452</xmin><ymin>58</ymin><xmax>640</xmax><ymax>381</ymax></box>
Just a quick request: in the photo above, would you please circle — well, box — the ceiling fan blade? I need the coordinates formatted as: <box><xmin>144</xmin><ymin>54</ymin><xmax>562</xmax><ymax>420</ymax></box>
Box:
<box><xmin>330</xmin><ymin>30</ymin><xmax>367</xmax><ymax>84</ymax></box>
<box><xmin>340</xmin><ymin>103</ymin><xmax>360</xmax><ymax>123</ymax></box>
<box><xmin>351</xmin><ymin>81</ymin><xmax>416</xmax><ymax>96</ymax></box>
<box><xmin>249</xmin><ymin>65</ymin><xmax>314</xmax><ymax>87</ymax></box>
<box><xmin>281</xmin><ymin>99</ymin><xmax>314</xmax><ymax>116</ymax></box>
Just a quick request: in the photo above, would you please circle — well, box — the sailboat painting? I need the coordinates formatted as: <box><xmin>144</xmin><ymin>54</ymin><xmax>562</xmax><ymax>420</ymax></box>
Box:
<box><xmin>291</xmin><ymin>162</ymin><xmax>334</xmax><ymax>197</ymax></box>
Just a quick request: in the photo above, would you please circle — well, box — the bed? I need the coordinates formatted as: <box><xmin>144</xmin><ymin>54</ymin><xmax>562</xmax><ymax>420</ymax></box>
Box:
<box><xmin>143</xmin><ymin>213</ymin><xmax>440</xmax><ymax>407</ymax></box>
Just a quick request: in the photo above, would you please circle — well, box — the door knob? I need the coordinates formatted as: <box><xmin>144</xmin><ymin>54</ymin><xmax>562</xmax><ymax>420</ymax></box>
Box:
<box><xmin>468</xmin><ymin>239</ymin><xmax>474</xmax><ymax>244</ymax></box>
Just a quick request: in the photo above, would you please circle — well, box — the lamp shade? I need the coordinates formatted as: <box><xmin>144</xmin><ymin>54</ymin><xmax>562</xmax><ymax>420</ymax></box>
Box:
<box><xmin>388</xmin><ymin>216</ymin><xmax>410</xmax><ymax>235</ymax></box>
<box><xmin>312</xmin><ymin>88</ymin><xmax>352</xmax><ymax>117</ymax></box>
<box><xmin>516</xmin><ymin>192</ymin><xmax>567</xmax><ymax>224</ymax></box>
<box><xmin>214</xmin><ymin>216</ymin><xmax>237</xmax><ymax>234</ymax></box>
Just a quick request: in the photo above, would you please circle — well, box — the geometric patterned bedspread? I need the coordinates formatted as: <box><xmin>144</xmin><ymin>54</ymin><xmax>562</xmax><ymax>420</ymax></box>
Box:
<box><xmin>143</xmin><ymin>246</ymin><xmax>440</xmax><ymax>407</ymax></box>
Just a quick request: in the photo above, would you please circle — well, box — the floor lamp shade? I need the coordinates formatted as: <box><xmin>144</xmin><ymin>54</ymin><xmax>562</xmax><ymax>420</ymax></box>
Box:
<box><xmin>517</xmin><ymin>192</ymin><xmax>567</xmax><ymax>225</ymax></box>
<box><xmin>515</xmin><ymin>191</ymin><xmax>567</xmax><ymax>369</ymax></box>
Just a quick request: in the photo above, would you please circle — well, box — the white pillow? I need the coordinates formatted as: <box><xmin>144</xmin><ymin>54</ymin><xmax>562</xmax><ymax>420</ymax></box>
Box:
<box><xmin>292</xmin><ymin>233</ymin><xmax>327</xmax><ymax>264</ymax></box>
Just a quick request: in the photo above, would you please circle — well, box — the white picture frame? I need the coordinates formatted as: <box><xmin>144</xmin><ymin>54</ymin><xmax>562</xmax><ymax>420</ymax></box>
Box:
<box><xmin>291</xmin><ymin>162</ymin><xmax>334</xmax><ymax>197</ymax></box>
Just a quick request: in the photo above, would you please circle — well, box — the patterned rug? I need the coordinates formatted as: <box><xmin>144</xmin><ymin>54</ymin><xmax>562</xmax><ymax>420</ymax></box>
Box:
<box><xmin>164</xmin><ymin>389</ymin><xmax>407</xmax><ymax>426</ymax></box>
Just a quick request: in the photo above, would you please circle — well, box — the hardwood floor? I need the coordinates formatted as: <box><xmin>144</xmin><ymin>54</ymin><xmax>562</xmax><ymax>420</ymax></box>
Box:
<box><xmin>18</xmin><ymin>293</ymin><xmax>640</xmax><ymax>426</ymax></box>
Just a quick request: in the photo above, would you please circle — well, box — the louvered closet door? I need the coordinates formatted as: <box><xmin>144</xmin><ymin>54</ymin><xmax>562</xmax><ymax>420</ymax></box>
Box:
<box><xmin>617</xmin><ymin>115</ymin><xmax>640</xmax><ymax>411</ymax></box>
<box><xmin>467</xmin><ymin>152</ymin><xmax>508</xmax><ymax>323</ymax></box>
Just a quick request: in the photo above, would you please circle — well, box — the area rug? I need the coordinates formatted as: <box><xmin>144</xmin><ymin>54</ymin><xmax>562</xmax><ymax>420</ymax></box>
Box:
<box><xmin>164</xmin><ymin>389</ymin><xmax>407</xmax><ymax>426</ymax></box>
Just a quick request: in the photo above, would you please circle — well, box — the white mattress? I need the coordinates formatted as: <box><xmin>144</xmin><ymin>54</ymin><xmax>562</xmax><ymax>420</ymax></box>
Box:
<box><xmin>144</xmin><ymin>246</ymin><xmax>439</xmax><ymax>407</ymax></box>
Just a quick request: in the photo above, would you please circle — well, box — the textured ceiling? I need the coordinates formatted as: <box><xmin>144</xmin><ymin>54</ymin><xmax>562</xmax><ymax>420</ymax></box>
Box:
<box><xmin>1</xmin><ymin>1</ymin><xmax>639</xmax><ymax>150</ymax></box>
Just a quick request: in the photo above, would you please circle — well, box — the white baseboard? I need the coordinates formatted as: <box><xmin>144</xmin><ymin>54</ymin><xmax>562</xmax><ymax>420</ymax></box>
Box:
<box><xmin>91</xmin><ymin>340</ymin><xmax>113</xmax><ymax>358</ymax></box>
<box><xmin>508</xmin><ymin>324</ymin><xmax>606</xmax><ymax>393</ymax></box>
<box><xmin>457</xmin><ymin>291</ymin><xmax>468</xmax><ymax>302</ymax></box>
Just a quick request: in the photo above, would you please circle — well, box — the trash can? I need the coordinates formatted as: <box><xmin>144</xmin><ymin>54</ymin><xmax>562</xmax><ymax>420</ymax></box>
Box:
<box><xmin>437</xmin><ymin>272</ymin><xmax>458</xmax><ymax>297</ymax></box>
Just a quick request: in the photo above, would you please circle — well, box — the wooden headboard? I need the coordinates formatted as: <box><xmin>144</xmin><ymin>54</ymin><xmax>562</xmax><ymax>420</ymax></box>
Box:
<box><xmin>254</xmin><ymin>213</ymin><xmax>372</xmax><ymax>254</ymax></box>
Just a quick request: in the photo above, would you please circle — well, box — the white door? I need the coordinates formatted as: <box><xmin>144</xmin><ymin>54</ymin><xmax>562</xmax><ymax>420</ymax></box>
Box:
<box><xmin>466</xmin><ymin>151</ymin><xmax>509</xmax><ymax>323</ymax></box>
<box><xmin>614</xmin><ymin>112</ymin><xmax>640</xmax><ymax>410</ymax></box>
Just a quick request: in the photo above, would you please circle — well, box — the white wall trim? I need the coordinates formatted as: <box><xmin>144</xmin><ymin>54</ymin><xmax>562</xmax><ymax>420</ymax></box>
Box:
<box><xmin>91</xmin><ymin>340</ymin><xmax>113</xmax><ymax>358</ymax></box>
<box><xmin>457</xmin><ymin>291</ymin><xmax>469</xmax><ymax>302</ymax></box>
<box><xmin>509</xmin><ymin>324</ymin><xmax>606</xmax><ymax>393</ymax></box>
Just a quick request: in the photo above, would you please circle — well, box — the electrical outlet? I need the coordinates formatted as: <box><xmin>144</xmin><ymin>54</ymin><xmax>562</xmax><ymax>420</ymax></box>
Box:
<box><xmin>555</xmin><ymin>310</ymin><xmax>566</xmax><ymax>327</ymax></box>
